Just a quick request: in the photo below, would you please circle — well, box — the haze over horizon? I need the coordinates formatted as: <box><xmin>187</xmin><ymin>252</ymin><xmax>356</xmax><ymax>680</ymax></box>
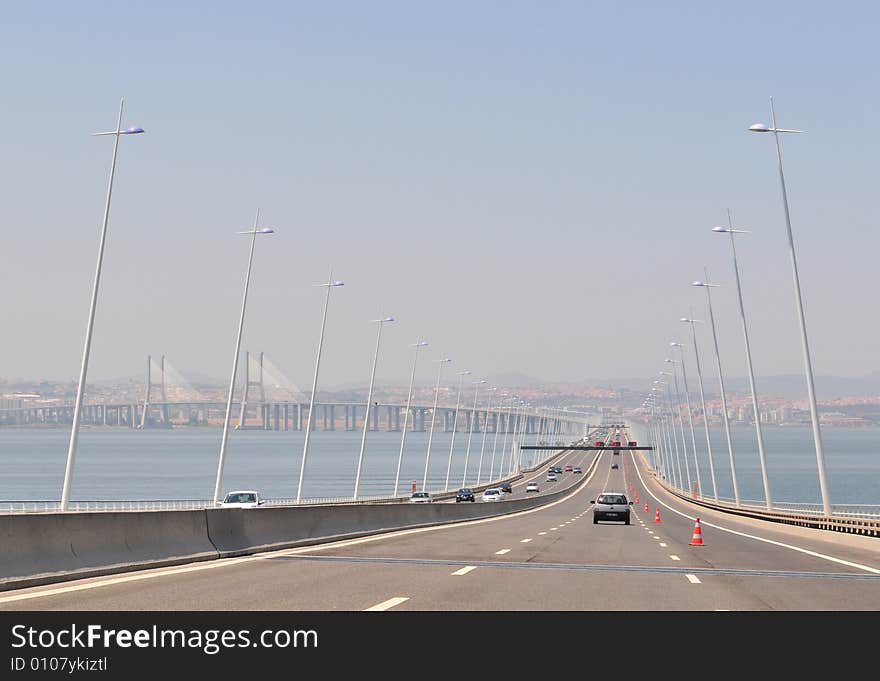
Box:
<box><xmin>2</xmin><ymin>3</ymin><xmax>878</xmax><ymax>397</ymax></box>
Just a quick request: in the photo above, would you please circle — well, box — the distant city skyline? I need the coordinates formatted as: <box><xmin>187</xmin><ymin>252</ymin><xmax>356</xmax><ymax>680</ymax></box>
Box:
<box><xmin>2</xmin><ymin>4</ymin><xmax>879</xmax><ymax>393</ymax></box>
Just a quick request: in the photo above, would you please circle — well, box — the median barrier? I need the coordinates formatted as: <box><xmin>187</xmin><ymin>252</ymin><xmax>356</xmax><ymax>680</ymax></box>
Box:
<box><xmin>0</xmin><ymin>448</ymin><xmax>596</xmax><ymax>591</ymax></box>
<box><xmin>0</xmin><ymin>510</ymin><xmax>218</xmax><ymax>592</ymax></box>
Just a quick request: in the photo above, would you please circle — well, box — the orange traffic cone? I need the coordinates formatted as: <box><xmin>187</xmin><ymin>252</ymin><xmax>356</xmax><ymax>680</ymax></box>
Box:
<box><xmin>654</xmin><ymin>507</ymin><xmax>662</xmax><ymax>523</ymax></box>
<box><xmin>690</xmin><ymin>518</ymin><xmax>704</xmax><ymax>546</ymax></box>
<box><xmin>644</xmin><ymin>502</ymin><xmax>649</xmax><ymax>513</ymax></box>
<box><xmin>634</xmin><ymin>492</ymin><xmax>639</xmax><ymax>503</ymax></box>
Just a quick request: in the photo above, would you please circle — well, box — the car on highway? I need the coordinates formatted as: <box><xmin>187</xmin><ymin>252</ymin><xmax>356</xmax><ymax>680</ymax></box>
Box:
<box><xmin>546</xmin><ymin>472</ymin><xmax>557</xmax><ymax>482</ymax></box>
<box><xmin>500</xmin><ymin>482</ymin><xmax>513</xmax><ymax>494</ymax></box>
<box><xmin>482</xmin><ymin>488</ymin><xmax>503</xmax><ymax>502</ymax></box>
<box><xmin>590</xmin><ymin>492</ymin><xmax>633</xmax><ymax>525</ymax></box>
<box><xmin>525</xmin><ymin>481</ymin><xmax>539</xmax><ymax>493</ymax></box>
<box><xmin>572</xmin><ymin>467</ymin><xmax>583</xmax><ymax>474</ymax></box>
<box><xmin>611</xmin><ymin>462</ymin><xmax>619</xmax><ymax>469</ymax></box>
<box><xmin>455</xmin><ymin>488</ymin><xmax>475</xmax><ymax>502</ymax></box>
<box><xmin>564</xmin><ymin>465</ymin><xmax>573</xmax><ymax>472</ymax></box>
<box><xmin>410</xmin><ymin>491</ymin><xmax>433</xmax><ymax>504</ymax></box>
<box><xmin>218</xmin><ymin>490</ymin><xmax>265</xmax><ymax>508</ymax></box>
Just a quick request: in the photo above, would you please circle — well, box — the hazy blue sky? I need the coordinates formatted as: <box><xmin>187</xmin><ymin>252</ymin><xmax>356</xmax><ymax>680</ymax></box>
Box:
<box><xmin>1</xmin><ymin>2</ymin><xmax>877</xmax><ymax>392</ymax></box>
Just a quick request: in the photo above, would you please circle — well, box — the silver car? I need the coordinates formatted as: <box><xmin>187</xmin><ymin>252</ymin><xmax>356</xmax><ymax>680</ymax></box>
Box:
<box><xmin>590</xmin><ymin>492</ymin><xmax>632</xmax><ymax>525</ymax></box>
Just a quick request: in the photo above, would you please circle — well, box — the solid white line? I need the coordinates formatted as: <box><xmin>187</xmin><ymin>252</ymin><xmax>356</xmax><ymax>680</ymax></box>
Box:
<box><xmin>686</xmin><ymin>574</ymin><xmax>701</xmax><ymax>584</ymax></box>
<box><xmin>631</xmin><ymin>453</ymin><xmax>880</xmax><ymax>575</ymax></box>
<box><xmin>670</xmin><ymin>555</ymin><xmax>680</xmax><ymax>561</ymax></box>
<box><xmin>495</xmin><ymin>549</ymin><xmax>510</xmax><ymax>555</ymax></box>
<box><xmin>520</xmin><ymin>538</ymin><xmax>532</xmax><ymax>543</ymax></box>
<box><xmin>365</xmin><ymin>596</ymin><xmax>409</xmax><ymax>611</ymax></box>
<box><xmin>452</xmin><ymin>566</ymin><xmax>477</xmax><ymax>576</ymax></box>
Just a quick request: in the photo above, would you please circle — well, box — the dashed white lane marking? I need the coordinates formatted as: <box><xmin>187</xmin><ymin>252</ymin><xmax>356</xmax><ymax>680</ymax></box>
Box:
<box><xmin>653</xmin><ymin>536</ymin><xmax>660</xmax><ymax>540</ymax></box>
<box><xmin>550</xmin><ymin>527</ymin><xmax>558</xmax><ymax>531</ymax></box>
<box><xmin>670</xmin><ymin>555</ymin><xmax>681</xmax><ymax>561</ymax></box>
<box><xmin>452</xmin><ymin>566</ymin><xmax>477</xmax><ymax>576</ymax></box>
<box><xmin>365</xmin><ymin>596</ymin><xmax>409</xmax><ymax>611</ymax></box>
<box><xmin>495</xmin><ymin>549</ymin><xmax>511</xmax><ymax>555</ymax></box>
<box><xmin>538</xmin><ymin>532</ymin><xmax>547</xmax><ymax>535</ymax></box>
<box><xmin>686</xmin><ymin>574</ymin><xmax>701</xmax><ymax>584</ymax></box>
<box><xmin>659</xmin><ymin>542</ymin><xmax>667</xmax><ymax>547</ymax></box>
<box><xmin>520</xmin><ymin>538</ymin><xmax>532</xmax><ymax>543</ymax></box>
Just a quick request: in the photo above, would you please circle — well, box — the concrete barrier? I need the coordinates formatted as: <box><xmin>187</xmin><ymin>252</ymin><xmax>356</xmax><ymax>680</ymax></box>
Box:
<box><xmin>0</xmin><ymin>448</ymin><xmax>597</xmax><ymax>592</ymax></box>
<box><xmin>207</xmin><ymin>485</ymin><xmax>575</xmax><ymax>557</ymax></box>
<box><xmin>0</xmin><ymin>510</ymin><xmax>218</xmax><ymax>592</ymax></box>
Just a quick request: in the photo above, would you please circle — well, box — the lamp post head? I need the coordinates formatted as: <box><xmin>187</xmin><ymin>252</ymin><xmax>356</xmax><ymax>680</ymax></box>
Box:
<box><xmin>92</xmin><ymin>126</ymin><xmax>145</xmax><ymax>136</ymax></box>
<box><xmin>237</xmin><ymin>227</ymin><xmax>275</xmax><ymax>235</ymax></box>
<box><xmin>713</xmin><ymin>225</ymin><xmax>751</xmax><ymax>235</ymax></box>
<box><xmin>473</xmin><ymin>379</ymin><xmax>487</xmax><ymax>385</ymax></box>
<box><xmin>411</xmin><ymin>340</ymin><xmax>429</xmax><ymax>348</ymax></box>
<box><xmin>331</xmin><ymin>280</ymin><xmax>344</xmax><ymax>287</ymax></box>
<box><xmin>373</xmin><ymin>316</ymin><xmax>396</xmax><ymax>323</ymax></box>
<box><xmin>664</xmin><ymin>358</ymin><xmax>676</xmax><ymax>364</ymax></box>
<box><xmin>749</xmin><ymin>122</ymin><xmax>803</xmax><ymax>134</ymax></box>
<box><xmin>691</xmin><ymin>281</ymin><xmax>719</xmax><ymax>288</ymax></box>
<box><xmin>670</xmin><ymin>341</ymin><xmax>683</xmax><ymax>348</ymax></box>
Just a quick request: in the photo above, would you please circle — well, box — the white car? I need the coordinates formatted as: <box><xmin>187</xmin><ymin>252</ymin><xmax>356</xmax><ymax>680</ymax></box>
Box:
<box><xmin>526</xmin><ymin>482</ymin><xmax>539</xmax><ymax>493</ymax></box>
<box><xmin>482</xmin><ymin>488</ymin><xmax>503</xmax><ymax>502</ymax></box>
<box><xmin>218</xmin><ymin>490</ymin><xmax>264</xmax><ymax>508</ymax></box>
<box><xmin>546</xmin><ymin>472</ymin><xmax>557</xmax><ymax>482</ymax></box>
<box><xmin>410</xmin><ymin>491</ymin><xmax>432</xmax><ymax>503</ymax></box>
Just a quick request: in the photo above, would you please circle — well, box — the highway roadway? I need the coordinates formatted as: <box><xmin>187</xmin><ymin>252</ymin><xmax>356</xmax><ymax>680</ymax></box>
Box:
<box><xmin>2</xmin><ymin>437</ymin><xmax>879</xmax><ymax>611</ymax></box>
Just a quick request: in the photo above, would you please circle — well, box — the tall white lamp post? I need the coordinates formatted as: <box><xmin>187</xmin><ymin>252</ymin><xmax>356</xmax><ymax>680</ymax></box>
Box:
<box><xmin>444</xmin><ymin>370</ymin><xmax>471</xmax><ymax>491</ymax></box>
<box><xmin>693</xmin><ymin>272</ymin><xmax>740</xmax><ymax>506</ymax></box>
<box><xmin>296</xmin><ymin>270</ymin><xmax>344</xmax><ymax>502</ymax></box>
<box><xmin>749</xmin><ymin>98</ymin><xmax>829</xmax><ymax>514</ymax></box>
<box><xmin>61</xmin><ymin>100</ymin><xmax>144</xmax><ymax>511</ymax></box>
<box><xmin>422</xmin><ymin>357</ymin><xmax>452</xmax><ymax>491</ymax></box>
<box><xmin>353</xmin><ymin>316</ymin><xmax>396</xmax><ymax>499</ymax></box>
<box><xmin>213</xmin><ymin>214</ymin><xmax>275</xmax><ymax>505</ymax></box>
<box><xmin>461</xmin><ymin>379</ymin><xmax>486</xmax><ymax>486</ymax></box>
<box><xmin>394</xmin><ymin>340</ymin><xmax>428</xmax><ymax>496</ymax></box>
<box><xmin>713</xmin><ymin>214</ymin><xmax>772</xmax><ymax>509</ymax></box>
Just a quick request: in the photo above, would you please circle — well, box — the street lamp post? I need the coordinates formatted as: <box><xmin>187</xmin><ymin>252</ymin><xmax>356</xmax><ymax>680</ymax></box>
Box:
<box><xmin>663</xmin><ymin>361</ymin><xmax>693</xmax><ymax>494</ymax></box>
<box><xmin>394</xmin><ymin>340</ymin><xmax>428</xmax><ymax>496</ymax></box>
<box><xmin>213</xmin><ymin>214</ymin><xmax>275</xmax><ymax>505</ymax></box>
<box><xmin>670</xmin><ymin>342</ymin><xmax>703</xmax><ymax>499</ymax></box>
<box><xmin>476</xmin><ymin>386</ymin><xmax>497</xmax><ymax>485</ymax></box>
<box><xmin>713</xmin><ymin>214</ymin><xmax>772</xmax><ymax>509</ymax></box>
<box><xmin>444</xmin><ymin>370</ymin><xmax>471</xmax><ymax>491</ymax></box>
<box><xmin>60</xmin><ymin>99</ymin><xmax>144</xmax><ymax>511</ymax></box>
<box><xmin>693</xmin><ymin>271</ymin><xmax>740</xmax><ymax>506</ymax></box>
<box><xmin>296</xmin><ymin>271</ymin><xmax>344</xmax><ymax>502</ymax></box>
<box><xmin>681</xmin><ymin>316</ymin><xmax>718</xmax><ymax>500</ymax></box>
<box><xmin>748</xmin><ymin>100</ymin><xmax>830</xmax><ymax>515</ymax></box>
<box><xmin>655</xmin><ymin>377</ymin><xmax>682</xmax><ymax>490</ymax></box>
<box><xmin>422</xmin><ymin>357</ymin><xmax>452</xmax><ymax>491</ymax></box>
<box><xmin>353</xmin><ymin>316</ymin><xmax>396</xmax><ymax>499</ymax></box>
<box><xmin>656</xmin><ymin>383</ymin><xmax>678</xmax><ymax>487</ymax></box>
<box><xmin>461</xmin><ymin>379</ymin><xmax>486</xmax><ymax>487</ymax></box>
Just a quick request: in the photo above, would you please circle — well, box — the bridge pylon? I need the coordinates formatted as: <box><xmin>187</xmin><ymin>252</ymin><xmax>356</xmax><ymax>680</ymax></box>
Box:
<box><xmin>138</xmin><ymin>355</ymin><xmax>170</xmax><ymax>429</ymax></box>
<box><xmin>237</xmin><ymin>351</ymin><xmax>266</xmax><ymax>429</ymax></box>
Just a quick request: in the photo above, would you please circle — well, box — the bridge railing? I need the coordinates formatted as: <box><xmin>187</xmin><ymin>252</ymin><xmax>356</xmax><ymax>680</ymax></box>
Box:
<box><xmin>643</xmin><ymin>466</ymin><xmax>880</xmax><ymax>537</ymax></box>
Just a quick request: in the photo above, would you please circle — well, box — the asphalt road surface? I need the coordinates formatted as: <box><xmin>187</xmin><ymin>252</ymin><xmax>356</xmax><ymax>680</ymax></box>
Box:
<box><xmin>3</xmin><ymin>444</ymin><xmax>879</xmax><ymax>611</ymax></box>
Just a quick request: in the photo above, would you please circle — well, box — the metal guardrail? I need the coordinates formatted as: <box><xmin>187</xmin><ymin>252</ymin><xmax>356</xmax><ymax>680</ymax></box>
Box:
<box><xmin>0</xmin><ymin>447</ymin><xmax>577</xmax><ymax>514</ymax></box>
<box><xmin>646</xmin><ymin>468</ymin><xmax>880</xmax><ymax>538</ymax></box>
